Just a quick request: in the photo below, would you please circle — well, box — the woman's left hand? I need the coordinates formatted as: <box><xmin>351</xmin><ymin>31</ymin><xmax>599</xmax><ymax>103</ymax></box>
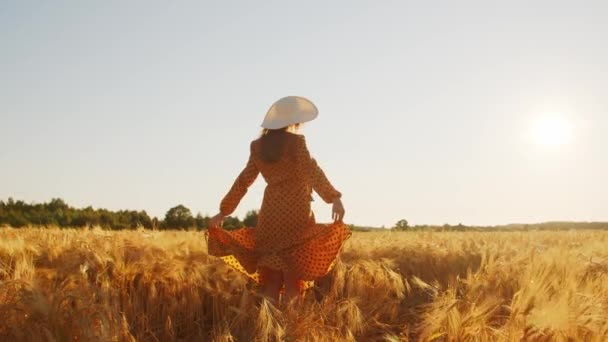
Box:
<box><xmin>209</xmin><ymin>213</ymin><xmax>225</xmax><ymax>228</ymax></box>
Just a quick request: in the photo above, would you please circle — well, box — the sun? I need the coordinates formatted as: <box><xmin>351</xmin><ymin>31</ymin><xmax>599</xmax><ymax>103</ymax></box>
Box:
<box><xmin>532</xmin><ymin>117</ymin><xmax>572</xmax><ymax>147</ymax></box>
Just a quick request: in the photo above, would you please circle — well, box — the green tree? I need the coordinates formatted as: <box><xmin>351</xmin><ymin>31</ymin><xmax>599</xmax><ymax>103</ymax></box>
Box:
<box><xmin>393</xmin><ymin>219</ymin><xmax>409</xmax><ymax>230</ymax></box>
<box><xmin>0</xmin><ymin>198</ymin><xmax>151</xmax><ymax>230</ymax></box>
<box><xmin>164</xmin><ymin>205</ymin><xmax>194</xmax><ymax>229</ymax></box>
<box><xmin>243</xmin><ymin>210</ymin><xmax>258</xmax><ymax>227</ymax></box>
<box><xmin>222</xmin><ymin>216</ymin><xmax>243</xmax><ymax>230</ymax></box>
<box><xmin>8</xmin><ymin>211</ymin><xmax>28</xmax><ymax>228</ymax></box>
<box><xmin>195</xmin><ymin>213</ymin><xmax>210</xmax><ymax>230</ymax></box>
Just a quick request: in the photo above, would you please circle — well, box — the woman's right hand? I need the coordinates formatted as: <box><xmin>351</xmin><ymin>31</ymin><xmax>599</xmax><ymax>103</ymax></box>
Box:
<box><xmin>332</xmin><ymin>198</ymin><xmax>345</xmax><ymax>222</ymax></box>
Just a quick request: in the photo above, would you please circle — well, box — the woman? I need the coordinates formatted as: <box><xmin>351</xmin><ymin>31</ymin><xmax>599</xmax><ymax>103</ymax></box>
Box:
<box><xmin>207</xmin><ymin>96</ymin><xmax>350</xmax><ymax>303</ymax></box>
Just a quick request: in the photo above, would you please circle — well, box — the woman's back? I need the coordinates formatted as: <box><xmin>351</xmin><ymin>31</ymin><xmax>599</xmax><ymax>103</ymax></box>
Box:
<box><xmin>251</xmin><ymin>132</ymin><xmax>302</xmax><ymax>188</ymax></box>
<box><xmin>254</xmin><ymin>133</ymin><xmax>330</xmax><ymax>251</ymax></box>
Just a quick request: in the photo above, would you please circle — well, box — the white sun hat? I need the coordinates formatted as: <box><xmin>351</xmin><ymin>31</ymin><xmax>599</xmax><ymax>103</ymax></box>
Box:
<box><xmin>261</xmin><ymin>96</ymin><xmax>319</xmax><ymax>129</ymax></box>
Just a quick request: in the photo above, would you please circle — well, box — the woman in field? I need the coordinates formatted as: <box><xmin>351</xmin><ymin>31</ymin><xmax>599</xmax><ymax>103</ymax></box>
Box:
<box><xmin>207</xmin><ymin>96</ymin><xmax>350</xmax><ymax>303</ymax></box>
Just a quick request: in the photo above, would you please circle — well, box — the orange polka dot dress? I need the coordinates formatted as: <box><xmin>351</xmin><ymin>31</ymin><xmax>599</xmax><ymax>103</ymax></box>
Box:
<box><xmin>206</xmin><ymin>133</ymin><xmax>351</xmax><ymax>285</ymax></box>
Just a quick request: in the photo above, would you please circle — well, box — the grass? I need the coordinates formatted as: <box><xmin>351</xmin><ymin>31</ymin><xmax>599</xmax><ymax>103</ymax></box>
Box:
<box><xmin>1</xmin><ymin>227</ymin><xmax>607</xmax><ymax>341</ymax></box>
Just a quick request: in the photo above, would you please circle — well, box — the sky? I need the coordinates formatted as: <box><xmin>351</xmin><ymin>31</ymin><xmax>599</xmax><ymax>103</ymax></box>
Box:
<box><xmin>1</xmin><ymin>1</ymin><xmax>607</xmax><ymax>227</ymax></box>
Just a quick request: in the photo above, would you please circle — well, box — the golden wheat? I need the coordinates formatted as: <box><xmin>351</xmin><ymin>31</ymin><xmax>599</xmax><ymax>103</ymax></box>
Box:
<box><xmin>0</xmin><ymin>227</ymin><xmax>607</xmax><ymax>341</ymax></box>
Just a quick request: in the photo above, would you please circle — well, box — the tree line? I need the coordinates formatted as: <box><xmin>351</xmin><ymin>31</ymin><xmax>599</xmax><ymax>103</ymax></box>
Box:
<box><xmin>389</xmin><ymin>218</ymin><xmax>608</xmax><ymax>232</ymax></box>
<box><xmin>2</xmin><ymin>198</ymin><xmax>606</xmax><ymax>232</ymax></box>
<box><xmin>0</xmin><ymin>198</ymin><xmax>258</xmax><ymax>230</ymax></box>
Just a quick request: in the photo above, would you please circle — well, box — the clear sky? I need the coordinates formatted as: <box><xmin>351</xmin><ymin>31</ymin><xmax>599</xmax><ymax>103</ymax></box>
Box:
<box><xmin>1</xmin><ymin>1</ymin><xmax>607</xmax><ymax>227</ymax></box>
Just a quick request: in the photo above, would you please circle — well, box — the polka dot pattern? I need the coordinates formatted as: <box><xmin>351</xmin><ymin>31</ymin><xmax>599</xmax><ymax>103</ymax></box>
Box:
<box><xmin>207</xmin><ymin>133</ymin><xmax>351</xmax><ymax>287</ymax></box>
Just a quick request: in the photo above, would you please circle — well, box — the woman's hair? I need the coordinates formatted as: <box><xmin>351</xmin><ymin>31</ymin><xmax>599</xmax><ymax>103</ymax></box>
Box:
<box><xmin>260</xmin><ymin>124</ymin><xmax>300</xmax><ymax>163</ymax></box>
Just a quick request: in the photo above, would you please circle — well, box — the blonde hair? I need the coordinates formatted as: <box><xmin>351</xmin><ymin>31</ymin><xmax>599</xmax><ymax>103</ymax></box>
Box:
<box><xmin>261</xmin><ymin>123</ymin><xmax>301</xmax><ymax>136</ymax></box>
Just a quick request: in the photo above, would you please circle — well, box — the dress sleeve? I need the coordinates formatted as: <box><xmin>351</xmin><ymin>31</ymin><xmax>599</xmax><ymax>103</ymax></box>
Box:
<box><xmin>296</xmin><ymin>136</ymin><xmax>342</xmax><ymax>203</ymax></box>
<box><xmin>219</xmin><ymin>143</ymin><xmax>259</xmax><ymax>216</ymax></box>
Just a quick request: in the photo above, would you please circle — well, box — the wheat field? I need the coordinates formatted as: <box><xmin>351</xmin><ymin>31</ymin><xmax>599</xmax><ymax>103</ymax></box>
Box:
<box><xmin>0</xmin><ymin>227</ymin><xmax>607</xmax><ymax>341</ymax></box>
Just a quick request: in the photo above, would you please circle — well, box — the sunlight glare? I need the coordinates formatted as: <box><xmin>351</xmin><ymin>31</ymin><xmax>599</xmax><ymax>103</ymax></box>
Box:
<box><xmin>532</xmin><ymin>117</ymin><xmax>572</xmax><ymax>147</ymax></box>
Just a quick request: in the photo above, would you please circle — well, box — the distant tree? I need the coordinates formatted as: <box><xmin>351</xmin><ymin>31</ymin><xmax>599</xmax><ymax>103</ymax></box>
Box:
<box><xmin>0</xmin><ymin>200</ymin><xmax>5</xmax><ymax>226</ymax></box>
<box><xmin>393</xmin><ymin>219</ymin><xmax>409</xmax><ymax>230</ymax></box>
<box><xmin>222</xmin><ymin>216</ymin><xmax>243</xmax><ymax>230</ymax></box>
<box><xmin>8</xmin><ymin>211</ymin><xmax>28</xmax><ymax>228</ymax></box>
<box><xmin>195</xmin><ymin>213</ymin><xmax>210</xmax><ymax>230</ymax></box>
<box><xmin>1</xmin><ymin>198</ymin><xmax>155</xmax><ymax>230</ymax></box>
<box><xmin>164</xmin><ymin>205</ymin><xmax>194</xmax><ymax>229</ymax></box>
<box><xmin>136</xmin><ymin>211</ymin><xmax>153</xmax><ymax>229</ymax></box>
<box><xmin>243</xmin><ymin>210</ymin><xmax>258</xmax><ymax>227</ymax></box>
<box><xmin>99</xmin><ymin>209</ymin><xmax>118</xmax><ymax>229</ymax></box>
<box><xmin>114</xmin><ymin>210</ymin><xmax>152</xmax><ymax>229</ymax></box>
